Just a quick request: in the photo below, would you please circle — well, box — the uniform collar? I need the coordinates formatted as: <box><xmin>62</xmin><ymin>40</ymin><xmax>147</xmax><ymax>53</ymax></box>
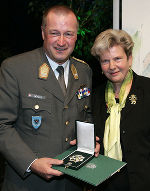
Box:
<box><xmin>45</xmin><ymin>54</ymin><xmax>69</xmax><ymax>72</ymax></box>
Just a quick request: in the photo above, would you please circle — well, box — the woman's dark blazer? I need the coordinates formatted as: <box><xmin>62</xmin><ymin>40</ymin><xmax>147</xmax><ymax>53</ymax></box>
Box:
<box><xmin>92</xmin><ymin>72</ymin><xmax>150</xmax><ymax>191</ymax></box>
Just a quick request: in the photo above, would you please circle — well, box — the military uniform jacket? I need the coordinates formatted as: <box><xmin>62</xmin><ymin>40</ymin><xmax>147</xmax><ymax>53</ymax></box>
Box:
<box><xmin>0</xmin><ymin>47</ymin><xmax>92</xmax><ymax>191</ymax></box>
<box><xmin>92</xmin><ymin>72</ymin><xmax>150</xmax><ymax>191</ymax></box>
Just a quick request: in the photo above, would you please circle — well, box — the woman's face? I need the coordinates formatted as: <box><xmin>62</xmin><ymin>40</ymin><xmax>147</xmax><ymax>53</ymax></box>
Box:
<box><xmin>100</xmin><ymin>45</ymin><xmax>132</xmax><ymax>86</ymax></box>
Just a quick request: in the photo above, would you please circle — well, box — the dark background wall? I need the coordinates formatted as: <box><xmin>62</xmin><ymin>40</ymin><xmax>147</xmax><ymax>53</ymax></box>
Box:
<box><xmin>0</xmin><ymin>0</ymin><xmax>43</xmax><ymax>62</ymax></box>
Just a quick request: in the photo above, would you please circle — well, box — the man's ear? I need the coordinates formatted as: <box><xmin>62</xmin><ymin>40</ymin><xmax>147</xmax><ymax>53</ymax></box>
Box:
<box><xmin>41</xmin><ymin>26</ymin><xmax>45</xmax><ymax>40</ymax></box>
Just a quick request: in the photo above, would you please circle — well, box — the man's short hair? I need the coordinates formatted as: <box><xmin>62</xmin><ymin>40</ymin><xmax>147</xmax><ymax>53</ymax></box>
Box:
<box><xmin>42</xmin><ymin>5</ymin><xmax>79</xmax><ymax>30</ymax></box>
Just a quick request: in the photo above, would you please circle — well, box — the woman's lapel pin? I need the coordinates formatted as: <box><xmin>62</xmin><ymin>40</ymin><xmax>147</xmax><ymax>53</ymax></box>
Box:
<box><xmin>129</xmin><ymin>94</ymin><xmax>137</xmax><ymax>104</ymax></box>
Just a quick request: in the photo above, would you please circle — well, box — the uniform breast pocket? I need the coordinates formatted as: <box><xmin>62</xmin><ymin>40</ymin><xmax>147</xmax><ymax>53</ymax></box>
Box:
<box><xmin>77</xmin><ymin>98</ymin><xmax>91</xmax><ymax>121</ymax></box>
<box><xmin>21</xmin><ymin>97</ymin><xmax>51</xmax><ymax>131</ymax></box>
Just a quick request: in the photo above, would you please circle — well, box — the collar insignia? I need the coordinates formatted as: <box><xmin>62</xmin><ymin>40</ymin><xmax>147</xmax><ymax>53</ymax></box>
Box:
<box><xmin>129</xmin><ymin>94</ymin><xmax>137</xmax><ymax>104</ymax></box>
<box><xmin>71</xmin><ymin>64</ymin><xmax>78</xmax><ymax>79</ymax></box>
<box><xmin>39</xmin><ymin>63</ymin><xmax>50</xmax><ymax>79</ymax></box>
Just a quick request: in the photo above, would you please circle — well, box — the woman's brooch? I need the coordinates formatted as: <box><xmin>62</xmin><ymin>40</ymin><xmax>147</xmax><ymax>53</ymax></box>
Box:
<box><xmin>129</xmin><ymin>94</ymin><xmax>137</xmax><ymax>104</ymax></box>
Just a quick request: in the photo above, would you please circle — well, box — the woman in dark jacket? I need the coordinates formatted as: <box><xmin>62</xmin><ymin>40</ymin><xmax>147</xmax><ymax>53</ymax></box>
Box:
<box><xmin>91</xmin><ymin>29</ymin><xmax>150</xmax><ymax>191</ymax></box>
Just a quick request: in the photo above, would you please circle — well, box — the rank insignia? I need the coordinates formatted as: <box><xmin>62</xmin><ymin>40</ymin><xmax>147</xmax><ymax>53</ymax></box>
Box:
<box><xmin>71</xmin><ymin>64</ymin><xmax>78</xmax><ymax>79</ymax></box>
<box><xmin>76</xmin><ymin>87</ymin><xmax>91</xmax><ymax>99</ymax></box>
<box><xmin>129</xmin><ymin>94</ymin><xmax>137</xmax><ymax>104</ymax></box>
<box><xmin>32</xmin><ymin>116</ymin><xmax>42</xmax><ymax>129</ymax></box>
<box><xmin>39</xmin><ymin>63</ymin><xmax>50</xmax><ymax>79</ymax></box>
<box><xmin>69</xmin><ymin>155</ymin><xmax>85</xmax><ymax>163</ymax></box>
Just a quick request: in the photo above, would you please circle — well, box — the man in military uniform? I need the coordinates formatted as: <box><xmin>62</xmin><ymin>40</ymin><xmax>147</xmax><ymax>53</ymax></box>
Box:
<box><xmin>0</xmin><ymin>5</ymin><xmax>99</xmax><ymax>191</ymax></box>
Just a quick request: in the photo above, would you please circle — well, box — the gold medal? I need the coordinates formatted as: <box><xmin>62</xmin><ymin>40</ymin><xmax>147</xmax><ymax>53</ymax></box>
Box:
<box><xmin>39</xmin><ymin>63</ymin><xmax>50</xmax><ymax>79</ymax></box>
<box><xmin>65</xmin><ymin>162</ymin><xmax>72</xmax><ymax>169</ymax></box>
<box><xmin>69</xmin><ymin>155</ymin><xmax>85</xmax><ymax>163</ymax></box>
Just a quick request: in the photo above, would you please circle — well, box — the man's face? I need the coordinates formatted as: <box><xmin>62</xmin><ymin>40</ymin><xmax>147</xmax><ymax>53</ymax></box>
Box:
<box><xmin>42</xmin><ymin>12</ymin><xmax>77</xmax><ymax>64</ymax></box>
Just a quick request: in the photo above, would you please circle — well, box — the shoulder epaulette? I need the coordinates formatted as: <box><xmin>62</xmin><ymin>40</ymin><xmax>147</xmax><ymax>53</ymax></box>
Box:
<box><xmin>72</xmin><ymin>57</ymin><xmax>88</xmax><ymax>65</ymax></box>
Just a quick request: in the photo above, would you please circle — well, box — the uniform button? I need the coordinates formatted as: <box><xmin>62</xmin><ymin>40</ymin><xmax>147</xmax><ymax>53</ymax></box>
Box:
<box><xmin>34</xmin><ymin>105</ymin><xmax>39</xmax><ymax>110</ymax></box>
<box><xmin>123</xmin><ymin>130</ymin><xmax>125</xmax><ymax>134</ymax></box>
<box><xmin>84</xmin><ymin>105</ymin><xmax>88</xmax><ymax>110</ymax></box>
<box><xmin>65</xmin><ymin>121</ymin><xmax>69</xmax><ymax>125</ymax></box>
<box><xmin>65</xmin><ymin>138</ymin><xmax>69</xmax><ymax>142</ymax></box>
<box><xmin>64</xmin><ymin>105</ymin><xmax>68</xmax><ymax>109</ymax></box>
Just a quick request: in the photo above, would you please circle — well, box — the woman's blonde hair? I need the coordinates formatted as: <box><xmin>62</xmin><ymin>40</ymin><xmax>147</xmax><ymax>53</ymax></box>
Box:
<box><xmin>91</xmin><ymin>29</ymin><xmax>134</xmax><ymax>60</ymax></box>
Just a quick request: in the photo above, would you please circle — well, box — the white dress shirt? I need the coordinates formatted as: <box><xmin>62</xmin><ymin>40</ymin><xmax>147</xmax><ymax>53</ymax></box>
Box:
<box><xmin>46</xmin><ymin>55</ymin><xmax>70</xmax><ymax>88</ymax></box>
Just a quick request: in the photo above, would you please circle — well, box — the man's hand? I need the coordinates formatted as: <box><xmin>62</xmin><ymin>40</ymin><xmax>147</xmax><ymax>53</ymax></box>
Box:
<box><xmin>30</xmin><ymin>158</ymin><xmax>63</xmax><ymax>180</ymax></box>
<box><xmin>70</xmin><ymin>139</ymin><xmax>76</xmax><ymax>146</ymax></box>
<box><xmin>94</xmin><ymin>136</ymin><xmax>100</xmax><ymax>157</ymax></box>
<box><xmin>70</xmin><ymin>136</ymin><xmax>100</xmax><ymax>157</ymax></box>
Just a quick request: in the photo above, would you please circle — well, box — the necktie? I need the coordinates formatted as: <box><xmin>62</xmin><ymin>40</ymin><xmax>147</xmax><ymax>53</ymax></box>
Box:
<box><xmin>56</xmin><ymin>66</ymin><xmax>66</xmax><ymax>96</ymax></box>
